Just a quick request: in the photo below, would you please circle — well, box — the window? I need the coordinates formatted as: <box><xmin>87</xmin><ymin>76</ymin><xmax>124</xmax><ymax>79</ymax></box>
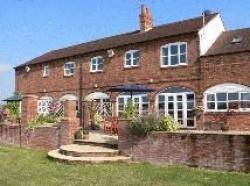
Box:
<box><xmin>205</xmin><ymin>84</ymin><xmax>250</xmax><ymax>112</ymax></box>
<box><xmin>91</xmin><ymin>56</ymin><xmax>104</xmax><ymax>72</ymax></box>
<box><xmin>64</xmin><ymin>62</ymin><xmax>75</xmax><ymax>76</ymax></box>
<box><xmin>117</xmin><ymin>94</ymin><xmax>149</xmax><ymax>117</ymax></box>
<box><xmin>37</xmin><ymin>96</ymin><xmax>52</xmax><ymax>114</ymax></box>
<box><xmin>161</xmin><ymin>42</ymin><xmax>187</xmax><ymax>67</ymax></box>
<box><xmin>42</xmin><ymin>64</ymin><xmax>49</xmax><ymax>77</ymax></box>
<box><xmin>157</xmin><ymin>87</ymin><xmax>195</xmax><ymax>128</ymax></box>
<box><xmin>124</xmin><ymin>50</ymin><xmax>140</xmax><ymax>67</ymax></box>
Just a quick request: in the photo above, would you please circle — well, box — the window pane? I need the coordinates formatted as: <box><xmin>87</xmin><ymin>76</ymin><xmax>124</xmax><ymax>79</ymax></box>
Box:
<box><xmin>207</xmin><ymin>94</ymin><xmax>215</xmax><ymax>101</ymax></box>
<box><xmin>162</xmin><ymin>47</ymin><xmax>169</xmax><ymax>56</ymax></box>
<box><xmin>241</xmin><ymin>93</ymin><xmax>250</xmax><ymax>100</ymax></box>
<box><xmin>228</xmin><ymin>93</ymin><xmax>239</xmax><ymax>100</ymax></box>
<box><xmin>228</xmin><ymin>101</ymin><xmax>239</xmax><ymax>109</ymax></box>
<box><xmin>168</xmin><ymin>96</ymin><xmax>174</xmax><ymax>101</ymax></box>
<box><xmin>133</xmin><ymin>51</ymin><xmax>139</xmax><ymax>58</ymax></box>
<box><xmin>187</xmin><ymin>120</ymin><xmax>194</xmax><ymax>127</ymax></box>
<box><xmin>217</xmin><ymin>93</ymin><xmax>227</xmax><ymax>101</ymax></box>
<box><xmin>217</xmin><ymin>102</ymin><xmax>227</xmax><ymax>110</ymax></box>
<box><xmin>126</xmin><ymin>53</ymin><xmax>131</xmax><ymax>60</ymax></box>
<box><xmin>168</xmin><ymin>103</ymin><xmax>174</xmax><ymax>109</ymax></box>
<box><xmin>133</xmin><ymin>57</ymin><xmax>139</xmax><ymax>66</ymax></box>
<box><xmin>98</xmin><ymin>62</ymin><xmax>104</xmax><ymax>70</ymax></box>
<box><xmin>180</xmin><ymin>54</ymin><xmax>186</xmax><ymax>63</ymax></box>
<box><xmin>162</xmin><ymin>57</ymin><xmax>169</xmax><ymax>66</ymax></box>
<box><xmin>207</xmin><ymin>102</ymin><xmax>215</xmax><ymax>110</ymax></box>
<box><xmin>177</xmin><ymin>95</ymin><xmax>182</xmax><ymax>101</ymax></box>
<box><xmin>158</xmin><ymin>95</ymin><xmax>165</xmax><ymax>102</ymax></box>
<box><xmin>187</xmin><ymin>102</ymin><xmax>194</xmax><ymax>109</ymax></box>
<box><xmin>178</xmin><ymin>102</ymin><xmax>183</xmax><ymax>109</ymax></box>
<box><xmin>142</xmin><ymin>96</ymin><xmax>148</xmax><ymax>102</ymax></box>
<box><xmin>240</xmin><ymin>101</ymin><xmax>250</xmax><ymax>108</ymax></box>
<box><xmin>180</xmin><ymin>44</ymin><xmax>186</xmax><ymax>53</ymax></box>
<box><xmin>158</xmin><ymin>102</ymin><xmax>165</xmax><ymax>110</ymax></box>
<box><xmin>170</xmin><ymin>45</ymin><xmax>178</xmax><ymax>55</ymax></box>
<box><xmin>187</xmin><ymin>94</ymin><xmax>194</xmax><ymax>100</ymax></box>
<box><xmin>126</xmin><ymin>59</ymin><xmax>131</xmax><ymax>66</ymax></box>
<box><xmin>170</xmin><ymin>55</ymin><xmax>178</xmax><ymax>65</ymax></box>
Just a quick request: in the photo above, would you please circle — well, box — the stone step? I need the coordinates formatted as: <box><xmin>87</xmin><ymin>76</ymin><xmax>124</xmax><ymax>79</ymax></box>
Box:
<box><xmin>48</xmin><ymin>150</ymin><xmax>131</xmax><ymax>164</ymax></box>
<box><xmin>74</xmin><ymin>139</ymin><xmax>118</xmax><ymax>149</ymax></box>
<box><xmin>59</xmin><ymin>144</ymin><xmax>119</xmax><ymax>157</ymax></box>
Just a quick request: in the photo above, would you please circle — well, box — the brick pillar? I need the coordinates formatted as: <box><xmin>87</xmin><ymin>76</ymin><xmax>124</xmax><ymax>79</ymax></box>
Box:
<box><xmin>60</xmin><ymin>100</ymin><xmax>79</xmax><ymax>145</ymax></box>
<box><xmin>149</xmin><ymin>93</ymin><xmax>156</xmax><ymax>114</ymax></box>
<box><xmin>21</xmin><ymin>95</ymin><xmax>38</xmax><ymax>126</ymax></box>
<box><xmin>83</xmin><ymin>101</ymin><xmax>90</xmax><ymax>129</ymax></box>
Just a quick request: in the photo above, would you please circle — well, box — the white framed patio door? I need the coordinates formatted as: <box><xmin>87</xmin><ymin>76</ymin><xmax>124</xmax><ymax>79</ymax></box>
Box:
<box><xmin>158</xmin><ymin>92</ymin><xmax>195</xmax><ymax>128</ymax></box>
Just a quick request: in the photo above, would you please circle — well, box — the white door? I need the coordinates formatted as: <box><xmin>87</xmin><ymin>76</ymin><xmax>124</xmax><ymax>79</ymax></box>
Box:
<box><xmin>158</xmin><ymin>92</ymin><xmax>195</xmax><ymax>128</ymax></box>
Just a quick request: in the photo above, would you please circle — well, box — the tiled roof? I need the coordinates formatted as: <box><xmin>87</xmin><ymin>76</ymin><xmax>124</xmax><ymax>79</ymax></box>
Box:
<box><xmin>15</xmin><ymin>13</ymin><xmax>218</xmax><ymax>69</ymax></box>
<box><xmin>204</xmin><ymin>28</ymin><xmax>250</xmax><ymax>56</ymax></box>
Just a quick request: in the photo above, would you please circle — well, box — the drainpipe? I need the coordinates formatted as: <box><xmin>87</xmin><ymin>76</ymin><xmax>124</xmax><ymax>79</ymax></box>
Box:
<box><xmin>79</xmin><ymin>61</ymin><xmax>84</xmax><ymax>129</ymax></box>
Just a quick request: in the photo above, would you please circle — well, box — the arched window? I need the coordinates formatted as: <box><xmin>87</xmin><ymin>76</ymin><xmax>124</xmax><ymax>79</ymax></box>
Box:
<box><xmin>157</xmin><ymin>87</ymin><xmax>195</xmax><ymax>128</ymax></box>
<box><xmin>204</xmin><ymin>83</ymin><xmax>250</xmax><ymax>112</ymax></box>
<box><xmin>37</xmin><ymin>96</ymin><xmax>53</xmax><ymax>114</ymax></box>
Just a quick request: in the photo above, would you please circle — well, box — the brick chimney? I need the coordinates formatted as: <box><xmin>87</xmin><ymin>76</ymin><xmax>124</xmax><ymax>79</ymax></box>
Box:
<box><xmin>139</xmin><ymin>5</ymin><xmax>153</xmax><ymax>32</ymax></box>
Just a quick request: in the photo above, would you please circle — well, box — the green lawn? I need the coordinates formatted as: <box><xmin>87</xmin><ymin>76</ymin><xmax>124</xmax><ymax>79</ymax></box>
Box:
<box><xmin>0</xmin><ymin>145</ymin><xmax>249</xmax><ymax>186</ymax></box>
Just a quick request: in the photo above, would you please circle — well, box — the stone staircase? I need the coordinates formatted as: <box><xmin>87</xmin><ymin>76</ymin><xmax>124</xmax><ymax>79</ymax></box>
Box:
<box><xmin>48</xmin><ymin>131</ymin><xmax>131</xmax><ymax>164</ymax></box>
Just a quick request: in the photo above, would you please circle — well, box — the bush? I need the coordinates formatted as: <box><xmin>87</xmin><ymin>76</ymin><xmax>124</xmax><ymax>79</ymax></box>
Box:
<box><xmin>130</xmin><ymin>114</ymin><xmax>161</xmax><ymax>137</ymax></box>
<box><xmin>28</xmin><ymin>114</ymin><xmax>59</xmax><ymax>129</ymax></box>
<box><xmin>74</xmin><ymin>128</ymin><xmax>89</xmax><ymax>139</ymax></box>
<box><xmin>122</xmin><ymin>101</ymin><xmax>138</xmax><ymax>120</ymax></box>
<box><xmin>130</xmin><ymin>114</ymin><xmax>180</xmax><ymax>137</ymax></box>
<box><xmin>160</xmin><ymin>116</ymin><xmax>180</xmax><ymax>132</ymax></box>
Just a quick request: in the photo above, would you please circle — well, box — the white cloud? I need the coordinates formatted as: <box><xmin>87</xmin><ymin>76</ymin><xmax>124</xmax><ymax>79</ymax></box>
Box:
<box><xmin>0</xmin><ymin>63</ymin><xmax>12</xmax><ymax>74</ymax></box>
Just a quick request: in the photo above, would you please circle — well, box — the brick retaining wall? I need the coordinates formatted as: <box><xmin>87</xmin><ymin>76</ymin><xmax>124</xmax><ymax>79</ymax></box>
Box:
<box><xmin>118</xmin><ymin>120</ymin><xmax>250</xmax><ymax>172</ymax></box>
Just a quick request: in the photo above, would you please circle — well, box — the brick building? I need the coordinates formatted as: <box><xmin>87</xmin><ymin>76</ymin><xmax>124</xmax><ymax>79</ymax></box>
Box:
<box><xmin>14</xmin><ymin>6</ymin><xmax>250</xmax><ymax>130</ymax></box>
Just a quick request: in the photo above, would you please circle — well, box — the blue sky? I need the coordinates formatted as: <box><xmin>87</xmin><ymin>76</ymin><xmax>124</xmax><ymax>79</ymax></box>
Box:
<box><xmin>0</xmin><ymin>0</ymin><xmax>249</xmax><ymax>101</ymax></box>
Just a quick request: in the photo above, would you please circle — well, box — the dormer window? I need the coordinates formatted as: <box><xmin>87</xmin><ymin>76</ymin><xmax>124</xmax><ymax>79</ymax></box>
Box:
<box><xmin>91</xmin><ymin>56</ymin><xmax>104</xmax><ymax>72</ymax></box>
<box><xmin>64</xmin><ymin>62</ymin><xmax>75</xmax><ymax>76</ymax></box>
<box><xmin>161</xmin><ymin>42</ymin><xmax>187</xmax><ymax>67</ymax></box>
<box><xmin>231</xmin><ymin>36</ymin><xmax>243</xmax><ymax>44</ymax></box>
<box><xmin>124</xmin><ymin>50</ymin><xmax>140</xmax><ymax>68</ymax></box>
<box><xmin>42</xmin><ymin>64</ymin><xmax>49</xmax><ymax>77</ymax></box>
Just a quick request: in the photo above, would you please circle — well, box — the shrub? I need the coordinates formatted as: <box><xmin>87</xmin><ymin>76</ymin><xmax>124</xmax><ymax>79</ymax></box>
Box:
<box><xmin>122</xmin><ymin>101</ymin><xmax>138</xmax><ymax>120</ymax></box>
<box><xmin>74</xmin><ymin>128</ymin><xmax>89</xmax><ymax>139</ymax></box>
<box><xmin>160</xmin><ymin>116</ymin><xmax>180</xmax><ymax>132</ymax></box>
<box><xmin>130</xmin><ymin>114</ymin><xmax>180</xmax><ymax>137</ymax></box>
<box><xmin>130</xmin><ymin>114</ymin><xmax>161</xmax><ymax>137</ymax></box>
<box><xmin>6</xmin><ymin>101</ymin><xmax>21</xmax><ymax>122</ymax></box>
<box><xmin>28</xmin><ymin>114</ymin><xmax>59</xmax><ymax>129</ymax></box>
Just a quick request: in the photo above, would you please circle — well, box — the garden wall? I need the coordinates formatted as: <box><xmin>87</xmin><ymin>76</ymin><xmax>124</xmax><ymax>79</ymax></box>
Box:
<box><xmin>118</xmin><ymin>121</ymin><xmax>250</xmax><ymax>172</ymax></box>
<box><xmin>0</xmin><ymin>121</ymin><xmax>79</xmax><ymax>150</ymax></box>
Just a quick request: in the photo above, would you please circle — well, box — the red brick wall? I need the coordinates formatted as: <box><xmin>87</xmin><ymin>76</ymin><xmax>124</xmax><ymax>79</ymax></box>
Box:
<box><xmin>15</xmin><ymin>34</ymin><xmax>200</xmax><ymax>97</ymax></box>
<box><xmin>118</xmin><ymin>121</ymin><xmax>250</xmax><ymax>172</ymax></box>
<box><xmin>199</xmin><ymin>52</ymin><xmax>250</xmax><ymax>130</ymax></box>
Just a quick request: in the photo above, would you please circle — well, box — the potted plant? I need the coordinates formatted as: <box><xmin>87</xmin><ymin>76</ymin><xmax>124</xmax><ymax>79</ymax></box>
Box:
<box><xmin>74</xmin><ymin>128</ymin><xmax>89</xmax><ymax>140</ymax></box>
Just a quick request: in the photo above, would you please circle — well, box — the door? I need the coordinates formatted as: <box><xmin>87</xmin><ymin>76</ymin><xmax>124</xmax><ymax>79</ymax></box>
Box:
<box><xmin>158</xmin><ymin>92</ymin><xmax>195</xmax><ymax>128</ymax></box>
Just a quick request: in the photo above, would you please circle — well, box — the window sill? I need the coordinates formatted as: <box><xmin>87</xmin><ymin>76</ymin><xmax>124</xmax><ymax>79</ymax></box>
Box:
<box><xmin>90</xmin><ymin>70</ymin><xmax>104</xmax><ymax>74</ymax></box>
<box><xmin>123</xmin><ymin>66</ymin><xmax>140</xmax><ymax>70</ymax></box>
<box><xmin>42</xmin><ymin>75</ymin><xmax>49</xmax><ymax>78</ymax></box>
<box><xmin>160</xmin><ymin>64</ymin><xmax>188</xmax><ymax>69</ymax></box>
<box><xmin>64</xmin><ymin>74</ymin><xmax>74</xmax><ymax>78</ymax></box>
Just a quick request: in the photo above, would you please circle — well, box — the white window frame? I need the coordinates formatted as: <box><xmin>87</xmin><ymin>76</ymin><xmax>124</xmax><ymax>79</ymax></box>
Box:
<box><xmin>156</xmin><ymin>92</ymin><xmax>196</xmax><ymax>129</ymax></box>
<box><xmin>90</xmin><ymin>56</ymin><xmax>104</xmax><ymax>72</ymax></box>
<box><xmin>160</xmin><ymin>42</ymin><xmax>187</xmax><ymax>67</ymax></box>
<box><xmin>37</xmin><ymin>96</ymin><xmax>53</xmax><ymax>115</ymax></box>
<box><xmin>116</xmin><ymin>94</ymin><xmax>149</xmax><ymax>116</ymax></box>
<box><xmin>205</xmin><ymin>92</ymin><xmax>250</xmax><ymax>112</ymax></box>
<box><xmin>124</xmin><ymin>50</ymin><xmax>140</xmax><ymax>68</ymax></box>
<box><xmin>204</xmin><ymin>83</ymin><xmax>250</xmax><ymax>112</ymax></box>
<box><xmin>42</xmin><ymin>64</ymin><xmax>49</xmax><ymax>77</ymax></box>
<box><xmin>64</xmin><ymin>61</ymin><xmax>75</xmax><ymax>76</ymax></box>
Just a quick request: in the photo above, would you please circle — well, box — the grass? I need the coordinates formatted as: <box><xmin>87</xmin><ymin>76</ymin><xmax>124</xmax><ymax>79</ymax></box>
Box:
<box><xmin>0</xmin><ymin>145</ymin><xmax>249</xmax><ymax>186</ymax></box>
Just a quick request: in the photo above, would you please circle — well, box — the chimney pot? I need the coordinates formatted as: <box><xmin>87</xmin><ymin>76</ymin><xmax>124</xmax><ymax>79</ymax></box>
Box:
<box><xmin>139</xmin><ymin>5</ymin><xmax>153</xmax><ymax>32</ymax></box>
